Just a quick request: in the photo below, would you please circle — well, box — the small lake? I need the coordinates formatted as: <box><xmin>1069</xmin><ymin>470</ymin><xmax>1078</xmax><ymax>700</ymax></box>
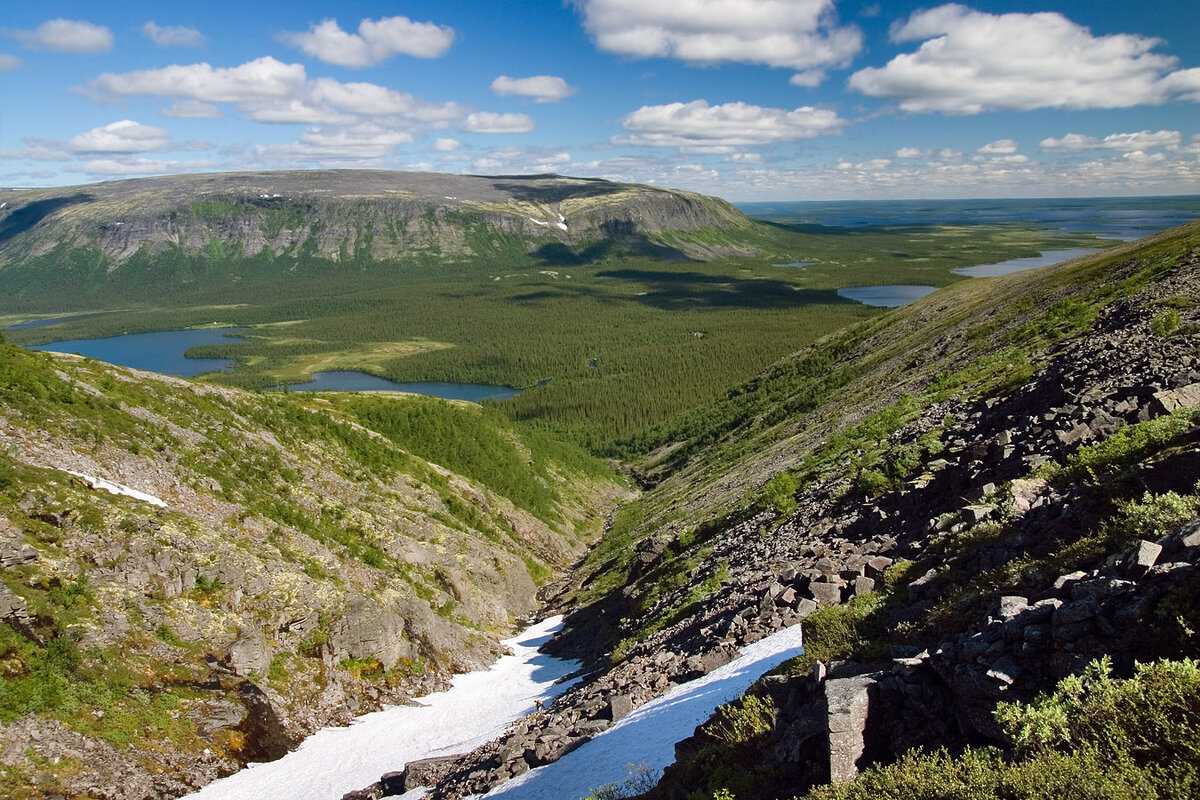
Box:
<box><xmin>281</xmin><ymin>373</ymin><xmax>523</xmax><ymax>401</ymax></box>
<box><xmin>952</xmin><ymin>247</ymin><xmax>1100</xmax><ymax>278</ymax></box>
<box><xmin>27</xmin><ymin>328</ymin><xmax>523</xmax><ymax>401</ymax></box>
<box><xmin>837</xmin><ymin>285</ymin><xmax>939</xmax><ymax>307</ymax></box>
<box><xmin>773</xmin><ymin>261</ymin><xmax>818</xmax><ymax>268</ymax></box>
<box><xmin>28</xmin><ymin>327</ymin><xmax>245</xmax><ymax>377</ymax></box>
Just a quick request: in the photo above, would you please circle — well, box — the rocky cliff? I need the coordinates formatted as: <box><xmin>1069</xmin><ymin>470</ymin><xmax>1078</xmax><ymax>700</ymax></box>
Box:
<box><xmin>346</xmin><ymin>221</ymin><xmax>1200</xmax><ymax>799</ymax></box>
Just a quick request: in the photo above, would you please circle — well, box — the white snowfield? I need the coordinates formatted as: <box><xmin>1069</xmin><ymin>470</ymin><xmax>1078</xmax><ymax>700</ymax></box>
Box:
<box><xmin>472</xmin><ymin>624</ymin><xmax>805</xmax><ymax>800</ymax></box>
<box><xmin>182</xmin><ymin>616</ymin><xmax>580</xmax><ymax>800</ymax></box>
<box><xmin>65</xmin><ymin>470</ymin><xmax>167</xmax><ymax>508</ymax></box>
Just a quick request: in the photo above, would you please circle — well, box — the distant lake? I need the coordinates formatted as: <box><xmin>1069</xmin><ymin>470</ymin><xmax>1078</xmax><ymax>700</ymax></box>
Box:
<box><xmin>773</xmin><ymin>261</ymin><xmax>818</xmax><ymax>268</ymax></box>
<box><xmin>952</xmin><ymin>247</ymin><xmax>1099</xmax><ymax>278</ymax></box>
<box><xmin>837</xmin><ymin>285</ymin><xmax>939</xmax><ymax>307</ymax></box>
<box><xmin>281</xmin><ymin>372</ymin><xmax>523</xmax><ymax>401</ymax></box>
<box><xmin>28</xmin><ymin>327</ymin><xmax>245</xmax><ymax>377</ymax></box>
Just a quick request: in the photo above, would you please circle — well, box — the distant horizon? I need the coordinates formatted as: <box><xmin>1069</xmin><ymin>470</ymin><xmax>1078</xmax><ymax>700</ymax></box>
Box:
<box><xmin>3</xmin><ymin>166</ymin><xmax>1199</xmax><ymax>206</ymax></box>
<box><xmin>1</xmin><ymin>2</ymin><xmax>1198</xmax><ymax>200</ymax></box>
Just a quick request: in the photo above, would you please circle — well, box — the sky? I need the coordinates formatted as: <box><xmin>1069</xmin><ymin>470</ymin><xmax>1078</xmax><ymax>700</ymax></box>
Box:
<box><xmin>2</xmin><ymin>0</ymin><xmax>1199</xmax><ymax>201</ymax></box>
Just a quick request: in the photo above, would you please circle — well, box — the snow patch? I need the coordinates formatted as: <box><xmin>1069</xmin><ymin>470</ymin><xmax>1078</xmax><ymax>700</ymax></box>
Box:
<box><xmin>66</xmin><ymin>470</ymin><xmax>167</xmax><ymax>508</ymax></box>
<box><xmin>528</xmin><ymin>217</ymin><xmax>550</xmax><ymax>227</ymax></box>
<box><xmin>476</xmin><ymin>624</ymin><xmax>805</xmax><ymax>800</ymax></box>
<box><xmin>183</xmin><ymin>616</ymin><xmax>579</xmax><ymax>800</ymax></box>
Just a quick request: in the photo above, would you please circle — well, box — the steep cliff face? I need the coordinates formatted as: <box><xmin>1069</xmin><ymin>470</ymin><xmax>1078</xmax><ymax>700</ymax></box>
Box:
<box><xmin>0</xmin><ymin>342</ymin><xmax>622</xmax><ymax>799</ymax></box>
<box><xmin>0</xmin><ymin>171</ymin><xmax>753</xmax><ymax>268</ymax></box>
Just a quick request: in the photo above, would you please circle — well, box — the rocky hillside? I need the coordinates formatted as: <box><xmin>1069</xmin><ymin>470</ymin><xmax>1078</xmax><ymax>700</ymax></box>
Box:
<box><xmin>351</xmin><ymin>221</ymin><xmax>1200</xmax><ymax>799</ymax></box>
<box><xmin>0</xmin><ymin>342</ymin><xmax>623</xmax><ymax>799</ymax></box>
<box><xmin>0</xmin><ymin>170</ymin><xmax>756</xmax><ymax>302</ymax></box>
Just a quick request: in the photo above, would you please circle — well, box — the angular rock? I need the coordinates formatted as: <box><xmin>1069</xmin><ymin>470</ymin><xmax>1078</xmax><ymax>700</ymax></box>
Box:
<box><xmin>808</xmin><ymin>581</ymin><xmax>844</xmax><ymax>607</ymax></box>
<box><xmin>1124</xmin><ymin>539</ymin><xmax>1162</xmax><ymax>578</ymax></box>
<box><xmin>825</xmin><ymin>672</ymin><xmax>876</xmax><ymax>784</ymax></box>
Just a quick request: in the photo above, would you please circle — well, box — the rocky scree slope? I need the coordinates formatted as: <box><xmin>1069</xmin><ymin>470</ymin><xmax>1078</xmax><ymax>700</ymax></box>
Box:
<box><xmin>0</xmin><ymin>170</ymin><xmax>755</xmax><ymax>294</ymax></box>
<box><xmin>351</xmin><ymin>222</ymin><xmax>1200</xmax><ymax>799</ymax></box>
<box><xmin>0</xmin><ymin>344</ymin><xmax>621</xmax><ymax>800</ymax></box>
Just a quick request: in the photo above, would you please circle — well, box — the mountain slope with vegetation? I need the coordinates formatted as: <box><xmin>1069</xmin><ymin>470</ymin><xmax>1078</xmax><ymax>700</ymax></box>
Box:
<box><xmin>0</xmin><ymin>339</ymin><xmax>622</xmax><ymax>799</ymax></box>
<box><xmin>386</xmin><ymin>220</ymin><xmax>1200</xmax><ymax>800</ymax></box>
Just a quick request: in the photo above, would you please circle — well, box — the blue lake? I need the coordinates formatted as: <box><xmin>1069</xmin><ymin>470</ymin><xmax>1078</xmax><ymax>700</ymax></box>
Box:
<box><xmin>281</xmin><ymin>372</ymin><xmax>523</xmax><ymax>401</ymax></box>
<box><xmin>27</xmin><ymin>328</ymin><xmax>522</xmax><ymax>400</ymax></box>
<box><xmin>952</xmin><ymin>247</ymin><xmax>1100</xmax><ymax>278</ymax></box>
<box><xmin>28</xmin><ymin>328</ymin><xmax>245</xmax><ymax>377</ymax></box>
<box><xmin>773</xmin><ymin>261</ymin><xmax>818</xmax><ymax>268</ymax></box>
<box><xmin>837</xmin><ymin>285</ymin><xmax>939</xmax><ymax>307</ymax></box>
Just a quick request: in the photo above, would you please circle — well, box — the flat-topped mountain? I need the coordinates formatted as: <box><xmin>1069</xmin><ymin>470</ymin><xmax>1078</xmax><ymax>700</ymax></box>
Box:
<box><xmin>0</xmin><ymin>170</ymin><xmax>754</xmax><ymax>272</ymax></box>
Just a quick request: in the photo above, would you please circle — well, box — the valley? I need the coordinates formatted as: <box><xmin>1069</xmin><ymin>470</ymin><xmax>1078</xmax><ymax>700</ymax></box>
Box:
<box><xmin>0</xmin><ymin>171</ymin><xmax>1198</xmax><ymax>800</ymax></box>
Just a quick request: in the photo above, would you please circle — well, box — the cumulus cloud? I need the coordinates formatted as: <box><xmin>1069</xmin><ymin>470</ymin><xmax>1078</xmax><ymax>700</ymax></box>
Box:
<box><xmin>13</xmin><ymin>18</ymin><xmax>112</xmax><ymax>53</ymax></box>
<box><xmin>977</xmin><ymin>139</ymin><xmax>1018</xmax><ymax>155</ymax></box>
<box><xmin>470</xmin><ymin>147</ymin><xmax>570</xmax><ymax>174</ymax></box>
<box><xmin>161</xmin><ymin>100</ymin><xmax>222</xmax><ymax>119</ymax></box>
<box><xmin>618</xmin><ymin>100</ymin><xmax>845</xmax><ymax>147</ymax></box>
<box><xmin>848</xmin><ymin>4</ymin><xmax>1198</xmax><ymax>113</ymax></box>
<box><xmin>141</xmin><ymin>22</ymin><xmax>206</xmax><ymax>48</ymax></box>
<box><xmin>460</xmin><ymin>112</ymin><xmax>535</xmax><ymax>134</ymax></box>
<box><xmin>574</xmin><ymin>0</ymin><xmax>861</xmax><ymax>69</ymax></box>
<box><xmin>85</xmin><ymin>57</ymin><xmax>307</xmax><ymax>103</ymax></box>
<box><xmin>73</xmin><ymin>157</ymin><xmax>211</xmax><ymax>176</ymax></box>
<box><xmin>1040</xmin><ymin>130</ymin><xmax>1182</xmax><ymax>152</ymax></box>
<box><xmin>789</xmin><ymin>70</ymin><xmax>826</xmax><ymax>88</ymax></box>
<box><xmin>83</xmin><ymin>57</ymin><xmax>462</xmax><ymax>130</ymax></box>
<box><xmin>0</xmin><ymin>54</ymin><xmax>22</xmax><ymax>71</ymax></box>
<box><xmin>282</xmin><ymin>16</ymin><xmax>454</xmax><ymax>68</ymax></box>
<box><xmin>67</xmin><ymin>120</ymin><xmax>170</xmax><ymax>153</ymax></box>
<box><xmin>727</xmin><ymin>152</ymin><xmax>764</xmax><ymax>164</ymax></box>
<box><xmin>895</xmin><ymin>146</ymin><xmax>924</xmax><ymax>158</ymax></box>
<box><xmin>433</xmin><ymin>138</ymin><xmax>461</xmax><ymax>152</ymax></box>
<box><xmin>490</xmin><ymin>75</ymin><xmax>578</xmax><ymax>103</ymax></box>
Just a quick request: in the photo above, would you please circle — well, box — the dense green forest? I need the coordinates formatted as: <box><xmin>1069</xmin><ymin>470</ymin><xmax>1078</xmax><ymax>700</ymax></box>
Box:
<box><xmin>2</xmin><ymin>210</ymin><xmax>1105</xmax><ymax>450</ymax></box>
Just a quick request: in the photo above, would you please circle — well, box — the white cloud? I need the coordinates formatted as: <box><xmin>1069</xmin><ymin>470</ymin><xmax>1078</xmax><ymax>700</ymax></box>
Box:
<box><xmin>727</xmin><ymin>152</ymin><xmax>764</xmax><ymax>164</ymax></box>
<box><xmin>13</xmin><ymin>18</ymin><xmax>112</xmax><ymax>53</ymax></box>
<box><xmin>895</xmin><ymin>146</ymin><xmax>924</xmax><ymax>158</ymax></box>
<box><xmin>848</xmin><ymin>4</ymin><xmax>1198</xmax><ymax>113</ymax></box>
<box><xmin>460</xmin><ymin>112</ymin><xmax>535</xmax><ymax>134</ymax></box>
<box><xmin>490</xmin><ymin>75</ymin><xmax>578</xmax><ymax>103</ymax></box>
<box><xmin>469</xmin><ymin>147</ymin><xmax>571</xmax><ymax>174</ymax></box>
<box><xmin>434</xmin><ymin>138</ymin><xmax>461</xmax><ymax>152</ymax></box>
<box><xmin>238</xmin><ymin>99</ymin><xmax>355</xmax><ymax>125</ymax></box>
<box><xmin>66</xmin><ymin>120</ymin><xmax>170</xmax><ymax>153</ymax></box>
<box><xmin>141</xmin><ymin>22</ymin><xmax>206</xmax><ymax>48</ymax></box>
<box><xmin>1041</xmin><ymin>129</ymin><xmax>1182</xmax><ymax>152</ymax></box>
<box><xmin>789</xmin><ymin>70</ymin><xmax>826</xmax><ymax>88</ymax></box>
<box><xmin>618</xmin><ymin>100</ymin><xmax>845</xmax><ymax>147</ymax></box>
<box><xmin>85</xmin><ymin>57</ymin><xmax>307</xmax><ymax>104</ymax></box>
<box><xmin>0</xmin><ymin>54</ymin><xmax>22</xmax><ymax>71</ymax></box>
<box><xmin>574</xmin><ymin>0</ymin><xmax>861</xmax><ymax>69</ymax></box>
<box><xmin>161</xmin><ymin>100</ymin><xmax>222</xmax><ymax>119</ymax></box>
<box><xmin>72</xmin><ymin>156</ymin><xmax>217</xmax><ymax>177</ymax></box>
<box><xmin>307</xmin><ymin>78</ymin><xmax>461</xmax><ymax>121</ymax></box>
<box><xmin>977</xmin><ymin>139</ymin><xmax>1018</xmax><ymax>155</ymax></box>
<box><xmin>83</xmin><ymin>58</ymin><xmax>462</xmax><ymax>134</ymax></box>
<box><xmin>282</xmin><ymin>16</ymin><xmax>454</xmax><ymax>68</ymax></box>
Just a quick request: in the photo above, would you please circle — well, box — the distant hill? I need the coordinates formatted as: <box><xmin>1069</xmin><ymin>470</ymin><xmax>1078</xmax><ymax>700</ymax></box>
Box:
<box><xmin>0</xmin><ymin>170</ymin><xmax>760</xmax><ymax>301</ymax></box>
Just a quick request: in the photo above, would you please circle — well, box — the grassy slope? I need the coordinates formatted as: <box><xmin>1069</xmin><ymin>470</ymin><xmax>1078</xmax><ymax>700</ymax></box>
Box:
<box><xmin>0</xmin><ymin>339</ymin><xmax>622</xmax><ymax>796</ymax></box>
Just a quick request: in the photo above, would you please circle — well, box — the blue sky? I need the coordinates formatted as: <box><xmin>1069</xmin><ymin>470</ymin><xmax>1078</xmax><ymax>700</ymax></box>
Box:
<box><xmin>2</xmin><ymin>0</ymin><xmax>1198</xmax><ymax>200</ymax></box>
